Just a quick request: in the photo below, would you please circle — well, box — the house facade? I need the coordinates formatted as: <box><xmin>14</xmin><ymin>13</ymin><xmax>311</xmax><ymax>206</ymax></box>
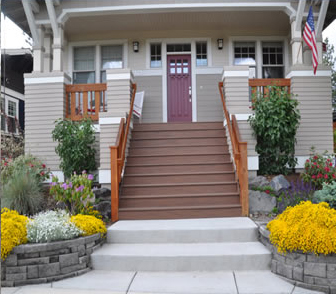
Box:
<box><xmin>3</xmin><ymin>0</ymin><xmax>334</xmax><ymax>184</ymax></box>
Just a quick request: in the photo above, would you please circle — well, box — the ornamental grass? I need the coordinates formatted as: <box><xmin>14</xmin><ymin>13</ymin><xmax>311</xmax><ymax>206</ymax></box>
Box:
<box><xmin>1</xmin><ymin>208</ymin><xmax>29</xmax><ymax>260</ymax></box>
<box><xmin>267</xmin><ymin>201</ymin><xmax>336</xmax><ymax>255</ymax></box>
<box><xmin>71</xmin><ymin>214</ymin><xmax>107</xmax><ymax>236</ymax></box>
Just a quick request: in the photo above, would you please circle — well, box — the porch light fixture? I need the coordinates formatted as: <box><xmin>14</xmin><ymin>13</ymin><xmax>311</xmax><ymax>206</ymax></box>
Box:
<box><xmin>133</xmin><ymin>41</ymin><xmax>139</xmax><ymax>53</ymax></box>
<box><xmin>217</xmin><ymin>39</ymin><xmax>223</xmax><ymax>50</ymax></box>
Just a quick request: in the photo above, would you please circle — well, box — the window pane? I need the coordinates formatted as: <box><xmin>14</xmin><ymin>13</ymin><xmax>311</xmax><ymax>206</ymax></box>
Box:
<box><xmin>101</xmin><ymin>45</ymin><xmax>123</xmax><ymax>69</ymax></box>
<box><xmin>234</xmin><ymin>42</ymin><xmax>256</xmax><ymax>66</ymax></box>
<box><xmin>150</xmin><ymin>44</ymin><xmax>162</xmax><ymax>68</ymax></box>
<box><xmin>167</xmin><ymin>44</ymin><xmax>191</xmax><ymax>52</ymax></box>
<box><xmin>73</xmin><ymin>72</ymin><xmax>95</xmax><ymax>84</ymax></box>
<box><xmin>262</xmin><ymin>42</ymin><xmax>283</xmax><ymax>65</ymax></box>
<box><xmin>74</xmin><ymin>47</ymin><xmax>95</xmax><ymax>71</ymax></box>
<box><xmin>262</xmin><ymin>67</ymin><xmax>284</xmax><ymax>78</ymax></box>
<box><xmin>8</xmin><ymin>100</ymin><xmax>16</xmax><ymax>117</ymax></box>
<box><xmin>151</xmin><ymin>60</ymin><xmax>162</xmax><ymax>68</ymax></box>
<box><xmin>7</xmin><ymin>117</ymin><xmax>16</xmax><ymax>133</ymax></box>
<box><xmin>196</xmin><ymin>42</ymin><xmax>207</xmax><ymax>67</ymax></box>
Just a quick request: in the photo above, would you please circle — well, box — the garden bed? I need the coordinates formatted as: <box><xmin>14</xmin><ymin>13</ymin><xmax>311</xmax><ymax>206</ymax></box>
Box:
<box><xmin>1</xmin><ymin>233</ymin><xmax>105</xmax><ymax>287</ymax></box>
<box><xmin>259</xmin><ymin>225</ymin><xmax>336</xmax><ymax>294</ymax></box>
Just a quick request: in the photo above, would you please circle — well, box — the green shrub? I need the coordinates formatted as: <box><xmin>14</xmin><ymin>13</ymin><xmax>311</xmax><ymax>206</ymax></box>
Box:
<box><xmin>1</xmin><ymin>168</ymin><xmax>43</xmax><ymax>215</ymax></box>
<box><xmin>248</xmin><ymin>86</ymin><xmax>300</xmax><ymax>175</ymax></box>
<box><xmin>27</xmin><ymin>210</ymin><xmax>82</xmax><ymax>243</ymax></box>
<box><xmin>52</xmin><ymin>119</ymin><xmax>96</xmax><ymax>179</ymax></box>
<box><xmin>314</xmin><ymin>182</ymin><xmax>336</xmax><ymax>209</ymax></box>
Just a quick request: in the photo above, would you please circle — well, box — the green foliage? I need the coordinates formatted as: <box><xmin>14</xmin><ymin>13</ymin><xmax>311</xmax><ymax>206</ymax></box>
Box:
<box><xmin>52</xmin><ymin>119</ymin><xmax>96</xmax><ymax>179</ymax></box>
<box><xmin>252</xmin><ymin>185</ymin><xmax>276</xmax><ymax>197</ymax></box>
<box><xmin>1</xmin><ymin>168</ymin><xmax>43</xmax><ymax>215</ymax></box>
<box><xmin>50</xmin><ymin>172</ymin><xmax>95</xmax><ymax>215</ymax></box>
<box><xmin>301</xmin><ymin>147</ymin><xmax>336</xmax><ymax>189</ymax></box>
<box><xmin>314</xmin><ymin>182</ymin><xmax>336</xmax><ymax>209</ymax></box>
<box><xmin>323</xmin><ymin>38</ymin><xmax>336</xmax><ymax>109</ymax></box>
<box><xmin>248</xmin><ymin>86</ymin><xmax>300</xmax><ymax>175</ymax></box>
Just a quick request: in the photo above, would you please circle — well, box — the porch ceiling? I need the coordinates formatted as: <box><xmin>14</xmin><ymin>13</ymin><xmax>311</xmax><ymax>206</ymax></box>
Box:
<box><xmin>65</xmin><ymin>11</ymin><xmax>290</xmax><ymax>37</ymax></box>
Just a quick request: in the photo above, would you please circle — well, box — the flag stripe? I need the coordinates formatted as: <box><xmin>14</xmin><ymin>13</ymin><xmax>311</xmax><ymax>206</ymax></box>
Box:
<box><xmin>303</xmin><ymin>6</ymin><xmax>318</xmax><ymax>74</ymax></box>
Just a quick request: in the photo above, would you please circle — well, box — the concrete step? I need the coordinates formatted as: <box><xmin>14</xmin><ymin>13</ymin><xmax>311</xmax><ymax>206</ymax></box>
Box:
<box><xmin>106</xmin><ymin>217</ymin><xmax>258</xmax><ymax>244</ymax></box>
<box><xmin>91</xmin><ymin>241</ymin><xmax>271</xmax><ymax>271</ymax></box>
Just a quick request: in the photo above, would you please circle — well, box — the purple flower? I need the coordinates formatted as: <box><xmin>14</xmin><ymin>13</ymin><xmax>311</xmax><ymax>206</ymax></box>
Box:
<box><xmin>76</xmin><ymin>185</ymin><xmax>85</xmax><ymax>192</ymax></box>
<box><xmin>82</xmin><ymin>170</ymin><xmax>87</xmax><ymax>174</ymax></box>
<box><xmin>51</xmin><ymin>182</ymin><xmax>57</xmax><ymax>187</ymax></box>
<box><xmin>61</xmin><ymin>183</ymin><xmax>68</xmax><ymax>190</ymax></box>
<box><xmin>88</xmin><ymin>174</ymin><xmax>94</xmax><ymax>180</ymax></box>
<box><xmin>68</xmin><ymin>182</ymin><xmax>73</xmax><ymax>188</ymax></box>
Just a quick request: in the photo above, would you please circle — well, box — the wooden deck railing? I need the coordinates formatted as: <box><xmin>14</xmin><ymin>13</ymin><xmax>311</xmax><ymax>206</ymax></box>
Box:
<box><xmin>110</xmin><ymin>83</ymin><xmax>137</xmax><ymax>222</ymax></box>
<box><xmin>218</xmin><ymin>82</ymin><xmax>249</xmax><ymax>216</ymax></box>
<box><xmin>249</xmin><ymin>78</ymin><xmax>291</xmax><ymax>98</ymax></box>
<box><xmin>65</xmin><ymin>83</ymin><xmax>107</xmax><ymax>121</ymax></box>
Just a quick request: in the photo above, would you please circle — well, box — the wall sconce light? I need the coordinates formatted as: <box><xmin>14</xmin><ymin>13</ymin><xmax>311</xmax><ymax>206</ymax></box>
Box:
<box><xmin>217</xmin><ymin>39</ymin><xmax>223</xmax><ymax>50</ymax></box>
<box><xmin>133</xmin><ymin>41</ymin><xmax>139</xmax><ymax>53</ymax></box>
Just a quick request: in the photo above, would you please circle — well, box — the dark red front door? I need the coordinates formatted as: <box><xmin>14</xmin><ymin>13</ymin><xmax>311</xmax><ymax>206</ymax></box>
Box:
<box><xmin>167</xmin><ymin>55</ymin><xmax>192</xmax><ymax>122</ymax></box>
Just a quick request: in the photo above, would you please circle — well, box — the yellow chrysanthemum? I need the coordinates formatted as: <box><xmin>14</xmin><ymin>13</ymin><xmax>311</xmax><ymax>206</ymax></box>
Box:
<box><xmin>71</xmin><ymin>214</ymin><xmax>106</xmax><ymax>236</ymax></box>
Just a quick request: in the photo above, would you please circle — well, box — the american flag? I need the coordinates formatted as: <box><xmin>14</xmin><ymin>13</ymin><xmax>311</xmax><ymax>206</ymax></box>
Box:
<box><xmin>303</xmin><ymin>6</ymin><xmax>318</xmax><ymax>74</ymax></box>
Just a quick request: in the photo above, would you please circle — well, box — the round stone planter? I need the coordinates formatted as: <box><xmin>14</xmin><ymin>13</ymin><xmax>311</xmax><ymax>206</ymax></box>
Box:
<box><xmin>259</xmin><ymin>225</ymin><xmax>336</xmax><ymax>294</ymax></box>
<box><xmin>1</xmin><ymin>233</ymin><xmax>105</xmax><ymax>287</ymax></box>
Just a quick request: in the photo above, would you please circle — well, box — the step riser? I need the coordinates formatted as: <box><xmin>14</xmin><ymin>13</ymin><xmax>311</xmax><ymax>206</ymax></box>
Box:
<box><xmin>107</xmin><ymin>228</ymin><xmax>258</xmax><ymax>244</ymax></box>
<box><xmin>125</xmin><ymin>164</ymin><xmax>233</xmax><ymax>174</ymax></box>
<box><xmin>126</xmin><ymin>154</ymin><xmax>231</xmax><ymax>165</ymax></box>
<box><xmin>122</xmin><ymin>183</ymin><xmax>238</xmax><ymax>196</ymax></box>
<box><xmin>119</xmin><ymin>195</ymin><xmax>240</xmax><ymax>208</ymax></box>
<box><xmin>133</xmin><ymin>122</ymin><xmax>224</xmax><ymax>131</ymax></box>
<box><xmin>91</xmin><ymin>254</ymin><xmax>270</xmax><ymax>271</ymax></box>
<box><xmin>130</xmin><ymin>137</ymin><xmax>227</xmax><ymax>148</ymax></box>
<box><xmin>132</xmin><ymin>130</ymin><xmax>225</xmax><ymax>140</ymax></box>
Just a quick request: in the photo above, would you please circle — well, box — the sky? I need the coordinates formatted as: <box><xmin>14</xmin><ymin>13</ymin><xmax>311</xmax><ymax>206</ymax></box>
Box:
<box><xmin>1</xmin><ymin>12</ymin><xmax>336</xmax><ymax>54</ymax></box>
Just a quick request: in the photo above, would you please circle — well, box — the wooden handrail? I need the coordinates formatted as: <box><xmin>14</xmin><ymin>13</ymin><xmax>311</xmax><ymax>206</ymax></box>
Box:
<box><xmin>65</xmin><ymin>83</ymin><xmax>107</xmax><ymax>121</ymax></box>
<box><xmin>249</xmin><ymin>78</ymin><xmax>291</xmax><ymax>96</ymax></box>
<box><xmin>110</xmin><ymin>83</ymin><xmax>137</xmax><ymax>222</ymax></box>
<box><xmin>218</xmin><ymin>82</ymin><xmax>249</xmax><ymax>216</ymax></box>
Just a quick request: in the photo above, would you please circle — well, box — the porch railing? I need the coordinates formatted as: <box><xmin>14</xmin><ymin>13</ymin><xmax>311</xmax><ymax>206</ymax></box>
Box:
<box><xmin>218</xmin><ymin>82</ymin><xmax>249</xmax><ymax>216</ymax></box>
<box><xmin>65</xmin><ymin>83</ymin><xmax>107</xmax><ymax>121</ymax></box>
<box><xmin>249</xmin><ymin>78</ymin><xmax>291</xmax><ymax>98</ymax></box>
<box><xmin>110</xmin><ymin>82</ymin><xmax>137</xmax><ymax>222</ymax></box>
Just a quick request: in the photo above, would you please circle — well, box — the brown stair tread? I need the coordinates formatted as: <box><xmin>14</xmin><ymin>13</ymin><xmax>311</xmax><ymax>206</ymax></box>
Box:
<box><xmin>122</xmin><ymin>181</ymin><xmax>237</xmax><ymax>188</ymax></box>
<box><xmin>127</xmin><ymin>152</ymin><xmax>230</xmax><ymax>158</ymax></box>
<box><xmin>124</xmin><ymin>171</ymin><xmax>234</xmax><ymax>177</ymax></box>
<box><xmin>120</xmin><ymin>192</ymin><xmax>240</xmax><ymax>199</ymax></box>
<box><xmin>130</xmin><ymin>144</ymin><xmax>227</xmax><ymax>149</ymax></box>
<box><xmin>125</xmin><ymin>161</ymin><xmax>233</xmax><ymax>167</ymax></box>
<box><xmin>119</xmin><ymin>204</ymin><xmax>242</xmax><ymax>212</ymax></box>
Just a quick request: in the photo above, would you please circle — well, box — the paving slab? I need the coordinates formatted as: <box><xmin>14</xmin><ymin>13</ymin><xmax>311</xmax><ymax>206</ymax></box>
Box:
<box><xmin>9</xmin><ymin>288</ymin><xmax>122</xmax><ymax>294</ymax></box>
<box><xmin>128</xmin><ymin>271</ymin><xmax>237</xmax><ymax>294</ymax></box>
<box><xmin>2</xmin><ymin>288</ymin><xmax>21</xmax><ymax>294</ymax></box>
<box><xmin>292</xmin><ymin>286</ymin><xmax>324</xmax><ymax>294</ymax></box>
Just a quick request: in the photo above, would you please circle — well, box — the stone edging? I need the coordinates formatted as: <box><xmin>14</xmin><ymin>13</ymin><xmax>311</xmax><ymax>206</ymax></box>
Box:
<box><xmin>1</xmin><ymin>233</ymin><xmax>105</xmax><ymax>287</ymax></box>
<box><xmin>258</xmin><ymin>225</ymin><xmax>336</xmax><ymax>294</ymax></box>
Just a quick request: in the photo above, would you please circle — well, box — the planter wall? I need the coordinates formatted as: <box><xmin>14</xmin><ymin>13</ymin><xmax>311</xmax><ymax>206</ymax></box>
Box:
<box><xmin>259</xmin><ymin>225</ymin><xmax>336</xmax><ymax>294</ymax></box>
<box><xmin>1</xmin><ymin>233</ymin><xmax>104</xmax><ymax>287</ymax></box>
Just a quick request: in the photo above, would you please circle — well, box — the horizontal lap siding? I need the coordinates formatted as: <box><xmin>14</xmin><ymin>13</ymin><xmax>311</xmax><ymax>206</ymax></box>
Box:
<box><xmin>106</xmin><ymin>79</ymin><xmax>131</xmax><ymax>113</ymax></box>
<box><xmin>24</xmin><ymin>82</ymin><xmax>65</xmax><ymax>171</ymax></box>
<box><xmin>292</xmin><ymin>77</ymin><xmax>333</xmax><ymax>155</ymax></box>
<box><xmin>134</xmin><ymin>76</ymin><xmax>162</xmax><ymax>123</ymax></box>
<box><xmin>237</xmin><ymin>121</ymin><xmax>257</xmax><ymax>157</ymax></box>
<box><xmin>94</xmin><ymin>132</ymin><xmax>100</xmax><ymax>169</ymax></box>
<box><xmin>99</xmin><ymin>124</ymin><xmax>120</xmax><ymax>170</ymax></box>
<box><xmin>196</xmin><ymin>74</ymin><xmax>223</xmax><ymax>122</ymax></box>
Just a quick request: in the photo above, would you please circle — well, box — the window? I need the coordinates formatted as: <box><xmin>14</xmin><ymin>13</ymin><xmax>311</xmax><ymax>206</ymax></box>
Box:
<box><xmin>101</xmin><ymin>45</ymin><xmax>123</xmax><ymax>82</ymax></box>
<box><xmin>1</xmin><ymin>98</ymin><xmax>18</xmax><ymax>133</ymax></box>
<box><xmin>196</xmin><ymin>42</ymin><xmax>207</xmax><ymax>66</ymax></box>
<box><xmin>150</xmin><ymin>43</ymin><xmax>162</xmax><ymax>68</ymax></box>
<box><xmin>73</xmin><ymin>46</ymin><xmax>95</xmax><ymax>84</ymax></box>
<box><xmin>234</xmin><ymin>42</ymin><xmax>256</xmax><ymax>78</ymax></box>
<box><xmin>1</xmin><ymin>98</ymin><xmax>5</xmax><ymax>132</ymax></box>
<box><xmin>167</xmin><ymin>44</ymin><xmax>191</xmax><ymax>52</ymax></box>
<box><xmin>262</xmin><ymin>42</ymin><xmax>284</xmax><ymax>78</ymax></box>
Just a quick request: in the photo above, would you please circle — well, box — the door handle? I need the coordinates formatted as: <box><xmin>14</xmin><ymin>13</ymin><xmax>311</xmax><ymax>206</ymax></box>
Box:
<box><xmin>189</xmin><ymin>86</ymin><xmax>192</xmax><ymax>96</ymax></box>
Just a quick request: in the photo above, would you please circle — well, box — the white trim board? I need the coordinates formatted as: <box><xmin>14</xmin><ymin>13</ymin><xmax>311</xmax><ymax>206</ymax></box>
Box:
<box><xmin>99</xmin><ymin>117</ymin><xmax>125</xmax><ymax>125</ymax></box>
<box><xmin>1</xmin><ymin>87</ymin><xmax>25</xmax><ymax>101</ymax></box>
<box><xmin>248</xmin><ymin>156</ymin><xmax>259</xmax><ymax>171</ymax></box>
<box><xmin>99</xmin><ymin>169</ymin><xmax>110</xmax><ymax>184</ymax></box>
<box><xmin>133</xmin><ymin>69</ymin><xmax>163</xmax><ymax>77</ymax></box>
<box><xmin>286</xmin><ymin>70</ymin><xmax>332</xmax><ymax>78</ymax></box>
<box><xmin>106</xmin><ymin>73</ymin><xmax>131</xmax><ymax>80</ymax></box>
<box><xmin>24</xmin><ymin>76</ymin><xmax>70</xmax><ymax>85</ymax></box>
<box><xmin>47</xmin><ymin>171</ymin><xmax>64</xmax><ymax>183</ymax></box>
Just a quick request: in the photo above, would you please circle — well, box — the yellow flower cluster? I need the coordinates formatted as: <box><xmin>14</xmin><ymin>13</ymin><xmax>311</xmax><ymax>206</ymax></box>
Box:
<box><xmin>71</xmin><ymin>214</ymin><xmax>107</xmax><ymax>236</ymax></box>
<box><xmin>267</xmin><ymin>201</ymin><xmax>336</xmax><ymax>255</ymax></box>
<box><xmin>1</xmin><ymin>208</ymin><xmax>29</xmax><ymax>260</ymax></box>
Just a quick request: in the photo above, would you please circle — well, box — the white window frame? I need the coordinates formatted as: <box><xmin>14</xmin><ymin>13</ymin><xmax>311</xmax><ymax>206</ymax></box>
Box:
<box><xmin>228</xmin><ymin>36</ymin><xmax>289</xmax><ymax>79</ymax></box>
<box><xmin>1</xmin><ymin>94</ymin><xmax>19</xmax><ymax>134</ymax></box>
<box><xmin>72</xmin><ymin>46</ymin><xmax>96</xmax><ymax>84</ymax></box>
<box><xmin>149</xmin><ymin>43</ymin><xmax>162</xmax><ymax>69</ymax></box>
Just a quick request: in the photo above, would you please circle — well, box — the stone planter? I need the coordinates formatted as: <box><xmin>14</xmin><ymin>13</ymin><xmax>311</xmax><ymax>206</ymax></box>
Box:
<box><xmin>1</xmin><ymin>233</ymin><xmax>105</xmax><ymax>287</ymax></box>
<box><xmin>259</xmin><ymin>225</ymin><xmax>336</xmax><ymax>294</ymax></box>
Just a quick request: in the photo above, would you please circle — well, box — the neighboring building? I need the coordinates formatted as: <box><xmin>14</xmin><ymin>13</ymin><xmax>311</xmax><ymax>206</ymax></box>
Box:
<box><xmin>1</xmin><ymin>48</ymin><xmax>33</xmax><ymax>134</ymax></box>
<box><xmin>2</xmin><ymin>0</ymin><xmax>336</xmax><ymax>218</ymax></box>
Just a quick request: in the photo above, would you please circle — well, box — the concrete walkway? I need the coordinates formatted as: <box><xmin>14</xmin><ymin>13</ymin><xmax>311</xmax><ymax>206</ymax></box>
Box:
<box><xmin>2</xmin><ymin>270</ymin><xmax>323</xmax><ymax>294</ymax></box>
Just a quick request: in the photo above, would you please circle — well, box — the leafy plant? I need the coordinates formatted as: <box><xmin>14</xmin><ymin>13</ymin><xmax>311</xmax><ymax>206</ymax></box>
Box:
<box><xmin>71</xmin><ymin>214</ymin><xmax>106</xmax><ymax>236</ymax></box>
<box><xmin>1</xmin><ymin>131</ymin><xmax>24</xmax><ymax>160</ymax></box>
<box><xmin>1</xmin><ymin>167</ymin><xmax>44</xmax><ymax>215</ymax></box>
<box><xmin>248</xmin><ymin>86</ymin><xmax>300</xmax><ymax>175</ymax></box>
<box><xmin>313</xmin><ymin>182</ymin><xmax>336</xmax><ymax>209</ymax></box>
<box><xmin>27</xmin><ymin>210</ymin><xmax>83</xmax><ymax>243</ymax></box>
<box><xmin>323</xmin><ymin>38</ymin><xmax>336</xmax><ymax>109</ymax></box>
<box><xmin>52</xmin><ymin>118</ymin><xmax>96</xmax><ymax>178</ymax></box>
<box><xmin>276</xmin><ymin>179</ymin><xmax>315</xmax><ymax>213</ymax></box>
<box><xmin>252</xmin><ymin>185</ymin><xmax>276</xmax><ymax>197</ymax></box>
<box><xmin>50</xmin><ymin>171</ymin><xmax>95</xmax><ymax>215</ymax></box>
<box><xmin>301</xmin><ymin>147</ymin><xmax>336</xmax><ymax>189</ymax></box>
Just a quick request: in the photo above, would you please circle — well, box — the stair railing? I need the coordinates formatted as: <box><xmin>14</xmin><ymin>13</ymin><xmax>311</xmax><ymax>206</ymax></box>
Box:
<box><xmin>110</xmin><ymin>83</ymin><xmax>137</xmax><ymax>222</ymax></box>
<box><xmin>218</xmin><ymin>82</ymin><xmax>249</xmax><ymax>216</ymax></box>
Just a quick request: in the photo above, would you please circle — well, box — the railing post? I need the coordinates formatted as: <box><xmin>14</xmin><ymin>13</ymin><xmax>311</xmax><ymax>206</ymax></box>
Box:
<box><xmin>110</xmin><ymin>146</ymin><xmax>119</xmax><ymax>222</ymax></box>
<box><xmin>239</xmin><ymin>142</ymin><xmax>249</xmax><ymax>216</ymax></box>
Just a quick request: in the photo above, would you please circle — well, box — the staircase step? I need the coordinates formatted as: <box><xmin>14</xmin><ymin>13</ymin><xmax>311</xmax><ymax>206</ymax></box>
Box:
<box><xmin>126</xmin><ymin>153</ymin><xmax>231</xmax><ymax>165</ymax></box>
<box><xmin>106</xmin><ymin>217</ymin><xmax>258</xmax><ymax>243</ymax></box>
<box><xmin>91</xmin><ymin>241</ymin><xmax>270</xmax><ymax>271</ymax></box>
<box><xmin>122</xmin><ymin>182</ymin><xmax>238</xmax><ymax>196</ymax></box>
<box><xmin>125</xmin><ymin>162</ymin><xmax>234</xmax><ymax>174</ymax></box>
<box><xmin>128</xmin><ymin>145</ymin><xmax>228</xmax><ymax>156</ymax></box>
<box><xmin>132</xmin><ymin>129</ymin><xmax>225</xmax><ymax>140</ymax></box>
<box><xmin>119</xmin><ymin>192</ymin><xmax>240</xmax><ymax>208</ymax></box>
<box><xmin>133</xmin><ymin>122</ymin><xmax>224</xmax><ymax>131</ymax></box>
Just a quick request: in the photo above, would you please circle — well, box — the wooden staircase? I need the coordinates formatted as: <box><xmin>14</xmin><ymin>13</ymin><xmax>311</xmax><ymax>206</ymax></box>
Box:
<box><xmin>118</xmin><ymin>122</ymin><xmax>242</xmax><ymax>220</ymax></box>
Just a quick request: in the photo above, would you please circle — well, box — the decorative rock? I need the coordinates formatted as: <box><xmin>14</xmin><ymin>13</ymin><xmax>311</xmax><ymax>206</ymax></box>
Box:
<box><xmin>38</xmin><ymin>263</ymin><xmax>60</xmax><ymax>278</ymax></box>
<box><xmin>94</xmin><ymin>200</ymin><xmax>111</xmax><ymax>219</ymax></box>
<box><xmin>59</xmin><ymin>253</ymin><xmax>79</xmax><ymax>268</ymax></box>
<box><xmin>27</xmin><ymin>265</ymin><xmax>39</xmax><ymax>279</ymax></box>
<box><xmin>269</xmin><ymin>175</ymin><xmax>290</xmax><ymax>193</ymax></box>
<box><xmin>248</xmin><ymin>176</ymin><xmax>269</xmax><ymax>189</ymax></box>
<box><xmin>249</xmin><ymin>190</ymin><xmax>276</xmax><ymax>214</ymax></box>
<box><xmin>93</xmin><ymin>188</ymin><xmax>111</xmax><ymax>202</ymax></box>
<box><xmin>304</xmin><ymin>262</ymin><xmax>327</xmax><ymax>278</ymax></box>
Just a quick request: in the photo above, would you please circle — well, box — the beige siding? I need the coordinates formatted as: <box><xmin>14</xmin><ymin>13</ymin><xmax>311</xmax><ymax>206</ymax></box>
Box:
<box><xmin>135</xmin><ymin>76</ymin><xmax>163</xmax><ymax>123</ymax></box>
<box><xmin>94</xmin><ymin>132</ymin><xmax>100</xmax><ymax>169</ymax></box>
<box><xmin>196</xmin><ymin>74</ymin><xmax>223</xmax><ymax>122</ymax></box>
<box><xmin>237</xmin><ymin>120</ymin><xmax>257</xmax><ymax>157</ymax></box>
<box><xmin>292</xmin><ymin>76</ymin><xmax>333</xmax><ymax>155</ymax></box>
<box><xmin>99</xmin><ymin>123</ymin><xmax>120</xmax><ymax>170</ymax></box>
